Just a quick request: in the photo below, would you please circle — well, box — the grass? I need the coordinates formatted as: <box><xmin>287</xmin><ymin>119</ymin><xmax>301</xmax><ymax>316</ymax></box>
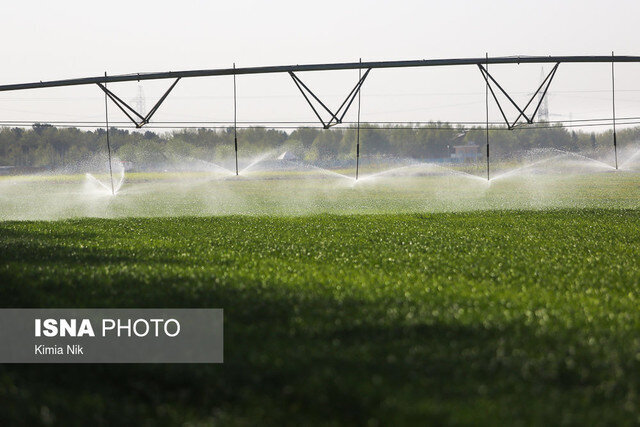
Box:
<box><xmin>1</xmin><ymin>210</ymin><xmax>640</xmax><ymax>425</ymax></box>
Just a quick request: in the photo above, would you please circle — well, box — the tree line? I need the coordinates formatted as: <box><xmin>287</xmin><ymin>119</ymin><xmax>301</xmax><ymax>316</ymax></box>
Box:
<box><xmin>0</xmin><ymin>122</ymin><xmax>638</xmax><ymax>169</ymax></box>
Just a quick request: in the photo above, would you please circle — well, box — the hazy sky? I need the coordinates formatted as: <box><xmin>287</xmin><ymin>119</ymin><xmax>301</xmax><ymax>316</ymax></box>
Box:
<box><xmin>2</xmin><ymin>0</ymin><xmax>640</xmax><ymax>131</ymax></box>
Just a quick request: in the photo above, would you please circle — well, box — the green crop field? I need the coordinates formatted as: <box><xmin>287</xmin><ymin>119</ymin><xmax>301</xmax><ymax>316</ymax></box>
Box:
<box><xmin>1</xmin><ymin>169</ymin><xmax>639</xmax><ymax>220</ymax></box>
<box><xmin>1</xmin><ymin>208</ymin><xmax>640</xmax><ymax>425</ymax></box>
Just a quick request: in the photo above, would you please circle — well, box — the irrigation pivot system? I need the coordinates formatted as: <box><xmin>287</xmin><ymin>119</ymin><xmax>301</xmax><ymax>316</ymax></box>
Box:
<box><xmin>0</xmin><ymin>54</ymin><xmax>637</xmax><ymax>193</ymax></box>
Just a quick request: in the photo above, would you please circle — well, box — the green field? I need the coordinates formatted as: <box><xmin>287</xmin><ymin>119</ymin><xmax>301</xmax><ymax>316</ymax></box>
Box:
<box><xmin>1</xmin><ymin>208</ymin><xmax>640</xmax><ymax>425</ymax></box>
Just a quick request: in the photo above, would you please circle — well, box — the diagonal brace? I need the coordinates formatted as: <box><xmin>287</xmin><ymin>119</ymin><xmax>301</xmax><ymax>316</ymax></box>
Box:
<box><xmin>510</xmin><ymin>63</ymin><xmax>559</xmax><ymax>127</ymax></box>
<box><xmin>96</xmin><ymin>82</ymin><xmax>145</xmax><ymax>127</ymax></box>
<box><xmin>478</xmin><ymin>62</ymin><xmax>560</xmax><ymax>130</ymax></box>
<box><xmin>142</xmin><ymin>77</ymin><xmax>181</xmax><ymax>126</ymax></box>
<box><xmin>478</xmin><ymin>66</ymin><xmax>512</xmax><ymax>129</ymax></box>
<box><xmin>289</xmin><ymin>72</ymin><xmax>334</xmax><ymax>129</ymax></box>
<box><xmin>478</xmin><ymin>63</ymin><xmax>531</xmax><ymax>125</ymax></box>
<box><xmin>478</xmin><ymin>63</ymin><xmax>560</xmax><ymax>129</ymax></box>
<box><xmin>332</xmin><ymin>68</ymin><xmax>371</xmax><ymax>126</ymax></box>
<box><xmin>289</xmin><ymin>69</ymin><xmax>371</xmax><ymax>129</ymax></box>
<box><xmin>96</xmin><ymin>78</ymin><xmax>181</xmax><ymax>128</ymax></box>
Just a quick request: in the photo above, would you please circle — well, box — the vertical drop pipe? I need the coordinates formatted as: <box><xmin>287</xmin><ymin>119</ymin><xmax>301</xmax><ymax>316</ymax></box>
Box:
<box><xmin>485</xmin><ymin>53</ymin><xmax>490</xmax><ymax>181</ymax></box>
<box><xmin>103</xmin><ymin>72</ymin><xmax>115</xmax><ymax>195</ymax></box>
<box><xmin>233</xmin><ymin>63</ymin><xmax>239</xmax><ymax>176</ymax></box>
<box><xmin>355</xmin><ymin>58</ymin><xmax>362</xmax><ymax>181</ymax></box>
<box><xmin>611</xmin><ymin>51</ymin><xmax>618</xmax><ymax>170</ymax></box>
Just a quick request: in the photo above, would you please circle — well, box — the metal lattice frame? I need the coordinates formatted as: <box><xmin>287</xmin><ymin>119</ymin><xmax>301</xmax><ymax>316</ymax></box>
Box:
<box><xmin>288</xmin><ymin>68</ymin><xmax>371</xmax><ymax>129</ymax></box>
<box><xmin>96</xmin><ymin>78</ymin><xmax>181</xmax><ymax>128</ymax></box>
<box><xmin>478</xmin><ymin>62</ymin><xmax>560</xmax><ymax>130</ymax></box>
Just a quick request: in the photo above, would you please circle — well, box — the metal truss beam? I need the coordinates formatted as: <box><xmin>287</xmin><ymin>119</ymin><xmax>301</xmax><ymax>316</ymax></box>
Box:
<box><xmin>478</xmin><ymin>63</ymin><xmax>560</xmax><ymax>130</ymax></box>
<box><xmin>1</xmin><ymin>55</ymin><xmax>640</xmax><ymax>92</ymax></box>
<box><xmin>289</xmin><ymin>68</ymin><xmax>371</xmax><ymax>129</ymax></box>
<box><xmin>96</xmin><ymin>78</ymin><xmax>181</xmax><ymax>128</ymax></box>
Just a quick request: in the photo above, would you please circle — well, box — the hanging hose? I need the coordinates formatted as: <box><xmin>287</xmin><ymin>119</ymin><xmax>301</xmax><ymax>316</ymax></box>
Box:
<box><xmin>233</xmin><ymin>63</ymin><xmax>239</xmax><ymax>176</ymax></box>
<box><xmin>104</xmin><ymin>71</ymin><xmax>115</xmax><ymax>195</ymax></box>
<box><xmin>356</xmin><ymin>58</ymin><xmax>362</xmax><ymax>181</ymax></box>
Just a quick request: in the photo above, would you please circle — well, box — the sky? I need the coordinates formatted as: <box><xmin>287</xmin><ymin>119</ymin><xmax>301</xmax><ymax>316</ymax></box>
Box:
<box><xmin>2</xmin><ymin>0</ymin><xmax>640</xmax><ymax>131</ymax></box>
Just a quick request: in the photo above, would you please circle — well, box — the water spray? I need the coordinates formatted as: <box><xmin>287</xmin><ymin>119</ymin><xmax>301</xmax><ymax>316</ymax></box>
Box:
<box><xmin>233</xmin><ymin>63</ymin><xmax>239</xmax><ymax>176</ymax></box>
<box><xmin>612</xmin><ymin>51</ymin><xmax>618</xmax><ymax>170</ymax></box>
<box><xmin>103</xmin><ymin>71</ymin><xmax>115</xmax><ymax>195</ymax></box>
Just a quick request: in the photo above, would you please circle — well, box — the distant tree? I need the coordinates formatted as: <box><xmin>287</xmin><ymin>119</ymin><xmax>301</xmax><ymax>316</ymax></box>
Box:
<box><xmin>1</xmin><ymin>122</ymin><xmax>638</xmax><ymax>168</ymax></box>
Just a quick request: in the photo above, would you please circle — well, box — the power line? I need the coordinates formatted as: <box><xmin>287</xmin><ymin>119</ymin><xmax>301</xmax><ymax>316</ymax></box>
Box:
<box><xmin>2</xmin><ymin>120</ymin><xmax>640</xmax><ymax>131</ymax></box>
<box><xmin>2</xmin><ymin>115</ymin><xmax>640</xmax><ymax>126</ymax></box>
